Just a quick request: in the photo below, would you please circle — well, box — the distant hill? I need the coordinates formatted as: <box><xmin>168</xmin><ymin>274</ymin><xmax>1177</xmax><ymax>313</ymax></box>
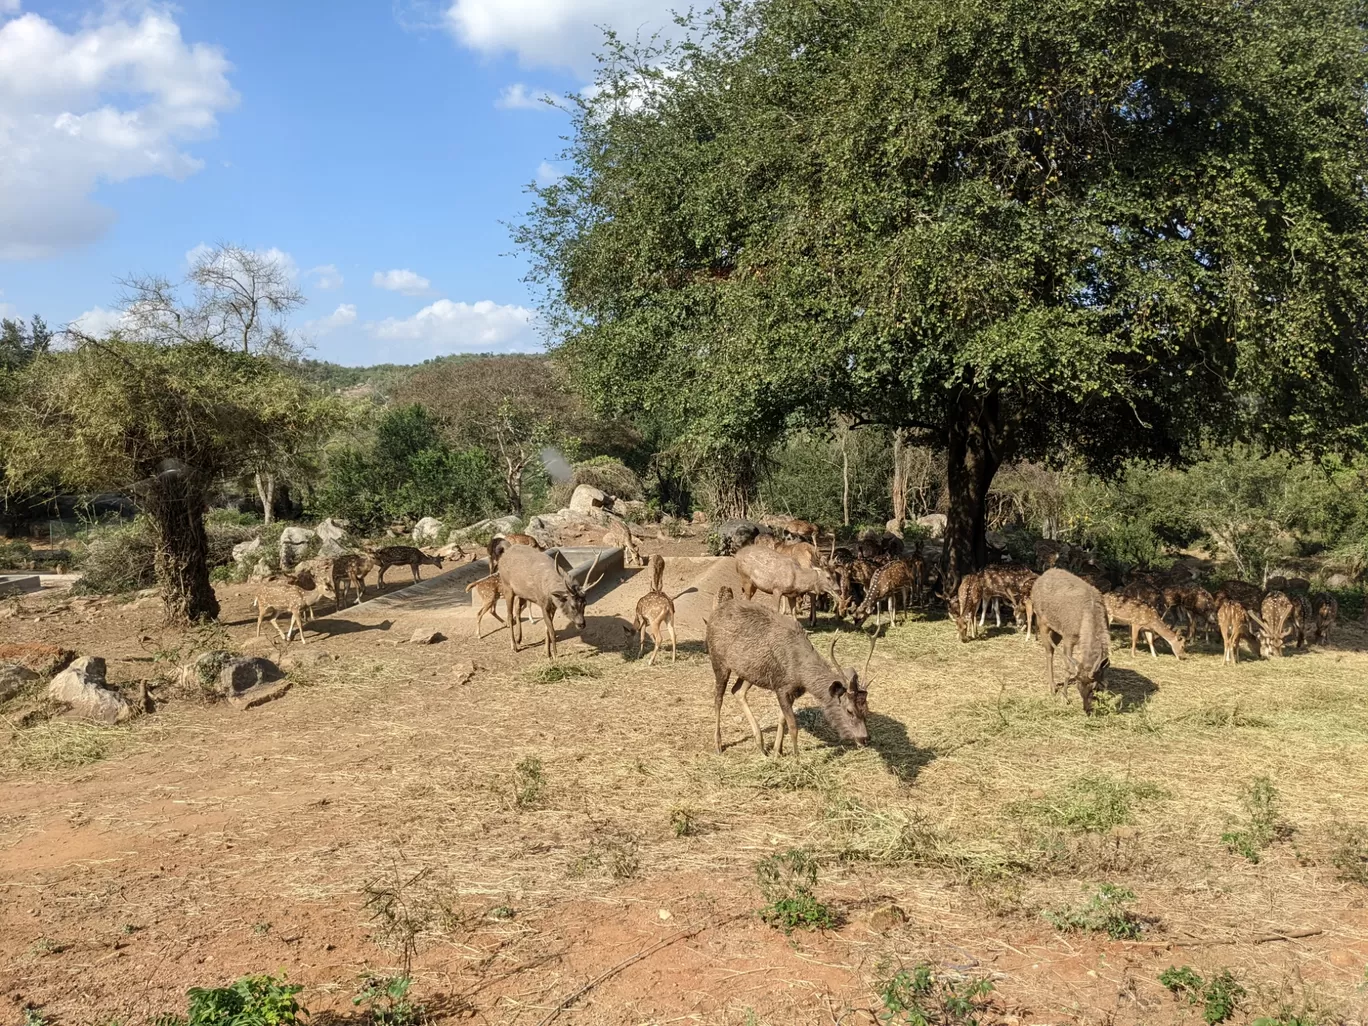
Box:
<box><xmin>292</xmin><ymin>353</ymin><xmax>502</xmax><ymax>398</ymax></box>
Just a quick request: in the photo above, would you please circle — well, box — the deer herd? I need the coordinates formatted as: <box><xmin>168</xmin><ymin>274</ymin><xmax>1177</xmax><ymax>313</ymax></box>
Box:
<box><xmin>247</xmin><ymin>516</ymin><xmax>1343</xmax><ymax>758</ymax></box>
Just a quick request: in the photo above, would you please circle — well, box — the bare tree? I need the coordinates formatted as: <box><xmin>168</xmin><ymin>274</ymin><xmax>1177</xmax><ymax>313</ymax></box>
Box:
<box><xmin>117</xmin><ymin>244</ymin><xmax>304</xmax><ymax>356</ymax></box>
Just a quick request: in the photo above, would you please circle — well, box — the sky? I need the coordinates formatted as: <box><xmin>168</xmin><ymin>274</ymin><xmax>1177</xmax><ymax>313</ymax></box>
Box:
<box><xmin>0</xmin><ymin>0</ymin><xmax>677</xmax><ymax>365</ymax></box>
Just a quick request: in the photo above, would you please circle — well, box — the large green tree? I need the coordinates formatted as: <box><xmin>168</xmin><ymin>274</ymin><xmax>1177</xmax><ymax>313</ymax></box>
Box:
<box><xmin>520</xmin><ymin>0</ymin><xmax>1368</xmax><ymax>583</ymax></box>
<box><xmin>0</xmin><ymin>338</ymin><xmax>334</xmax><ymax>622</ymax></box>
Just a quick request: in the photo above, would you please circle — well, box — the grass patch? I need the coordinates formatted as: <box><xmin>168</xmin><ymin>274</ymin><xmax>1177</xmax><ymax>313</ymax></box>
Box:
<box><xmin>1160</xmin><ymin>966</ymin><xmax>1245</xmax><ymax>1024</ymax></box>
<box><xmin>6</xmin><ymin>721</ymin><xmax>116</xmax><ymax>770</ymax></box>
<box><xmin>1044</xmin><ymin>884</ymin><xmax>1146</xmax><ymax>940</ymax></box>
<box><xmin>508</xmin><ymin>756</ymin><xmax>546</xmax><ymax>810</ymax></box>
<box><xmin>523</xmin><ymin>661</ymin><xmax>599</xmax><ymax>685</ymax></box>
<box><xmin>756</xmin><ymin>848</ymin><xmax>836</xmax><ymax>932</ymax></box>
<box><xmin>1011</xmin><ymin>772</ymin><xmax>1167</xmax><ymax>834</ymax></box>
<box><xmin>1222</xmin><ymin>776</ymin><xmax>1291</xmax><ymax>863</ymax></box>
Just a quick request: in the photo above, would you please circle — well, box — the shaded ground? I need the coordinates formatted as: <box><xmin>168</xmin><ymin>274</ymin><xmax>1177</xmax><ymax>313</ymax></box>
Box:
<box><xmin>2</xmin><ymin>551</ymin><xmax>1368</xmax><ymax>1025</ymax></box>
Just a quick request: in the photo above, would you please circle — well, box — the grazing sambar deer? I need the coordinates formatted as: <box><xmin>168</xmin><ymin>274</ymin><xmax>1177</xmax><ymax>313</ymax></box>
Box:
<box><xmin>1031</xmin><ymin>569</ymin><xmax>1110</xmax><ymax>714</ymax></box>
<box><xmin>626</xmin><ymin>554</ymin><xmax>678</xmax><ymax>665</ymax></box>
<box><xmin>734</xmin><ymin>543</ymin><xmax>843</xmax><ymax>619</ymax></box>
<box><xmin>1104</xmin><ymin>592</ymin><xmax>1186</xmax><ymax>660</ymax></box>
<box><xmin>488</xmin><ymin>533</ymin><xmax>542</xmax><ymax>570</ymax></box>
<box><xmin>706</xmin><ymin>592</ymin><xmax>872</xmax><ymax>757</ymax></box>
<box><xmin>498</xmin><ymin>545</ymin><xmax>602</xmax><ymax>659</ymax></box>
<box><xmin>371</xmin><ymin>545</ymin><xmax>444</xmax><ymax>586</ymax></box>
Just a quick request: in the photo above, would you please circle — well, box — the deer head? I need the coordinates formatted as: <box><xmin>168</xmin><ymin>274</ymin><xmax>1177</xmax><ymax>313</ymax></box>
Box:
<box><xmin>822</xmin><ymin>633</ymin><xmax>873</xmax><ymax>746</ymax></box>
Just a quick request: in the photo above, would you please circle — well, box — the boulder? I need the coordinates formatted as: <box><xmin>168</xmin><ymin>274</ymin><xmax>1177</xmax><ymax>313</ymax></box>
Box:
<box><xmin>916</xmin><ymin>513</ymin><xmax>948</xmax><ymax>539</ymax></box>
<box><xmin>251</xmin><ymin>559</ymin><xmax>273</xmax><ymax>580</ymax></box>
<box><xmin>232</xmin><ymin>536</ymin><xmax>262</xmax><ymax>568</ymax></box>
<box><xmin>412</xmin><ymin>517</ymin><xmax>445</xmax><ymax>545</ymax></box>
<box><xmin>409</xmin><ymin>628</ymin><xmax>445</xmax><ymax>645</ymax></box>
<box><xmin>193</xmin><ymin>650</ymin><xmax>237</xmax><ymax>686</ymax></box>
<box><xmin>717</xmin><ymin>519</ymin><xmax>763</xmax><ymax>555</ymax></box>
<box><xmin>1325</xmin><ymin>573</ymin><xmax>1353</xmax><ymax>589</ymax></box>
<box><xmin>455</xmin><ymin>515</ymin><xmax>521</xmax><ymax>539</ymax></box>
<box><xmin>569</xmin><ymin>485</ymin><xmax>608</xmax><ymax>512</ymax></box>
<box><xmin>0</xmin><ymin>643</ymin><xmax>76</xmax><ymax>677</ymax></box>
<box><xmin>218</xmin><ymin>657</ymin><xmax>289</xmax><ymax>710</ymax></box>
<box><xmin>691</xmin><ymin>510</ymin><xmax>708</xmax><ymax>525</ymax></box>
<box><xmin>47</xmin><ymin>657</ymin><xmax>130</xmax><ymax>725</ymax></box>
<box><xmin>0</xmin><ymin>664</ymin><xmax>40</xmax><ymax>704</ymax></box>
<box><xmin>314</xmin><ymin>518</ymin><xmax>350</xmax><ymax>558</ymax></box>
<box><xmin>278</xmin><ymin>526</ymin><xmax>315</xmax><ymax>570</ymax></box>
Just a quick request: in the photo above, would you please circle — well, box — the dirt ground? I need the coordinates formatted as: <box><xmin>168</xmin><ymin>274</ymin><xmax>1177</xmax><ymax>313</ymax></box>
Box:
<box><xmin>2</xmin><ymin>536</ymin><xmax>1368</xmax><ymax>1025</ymax></box>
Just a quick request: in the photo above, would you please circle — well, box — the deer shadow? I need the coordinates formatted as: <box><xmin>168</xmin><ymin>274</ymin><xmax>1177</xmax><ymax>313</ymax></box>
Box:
<box><xmin>1100</xmin><ymin>666</ymin><xmax>1159</xmax><ymax>711</ymax></box>
<box><xmin>796</xmin><ymin>708</ymin><xmax>934</xmax><ymax>784</ymax></box>
<box><xmin>306</xmin><ymin>617</ymin><xmax>394</xmax><ymax>637</ymax></box>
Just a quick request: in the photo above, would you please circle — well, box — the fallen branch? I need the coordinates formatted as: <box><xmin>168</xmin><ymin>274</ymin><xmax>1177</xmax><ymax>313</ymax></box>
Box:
<box><xmin>1253</xmin><ymin>929</ymin><xmax>1322</xmax><ymax>944</ymax></box>
<box><xmin>535</xmin><ymin>915</ymin><xmax>736</xmax><ymax>1026</ymax></box>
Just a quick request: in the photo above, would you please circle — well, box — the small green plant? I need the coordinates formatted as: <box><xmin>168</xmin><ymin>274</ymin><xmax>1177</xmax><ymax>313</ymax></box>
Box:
<box><xmin>1331</xmin><ymin>825</ymin><xmax>1368</xmax><ymax>884</ymax></box>
<box><xmin>1251</xmin><ymin>1015</ymin><xmax>1318</xmax><ymax>1026</ymax></box>
<box><xmin>1044</xmin><ymin>884</ymin><xmax>1144</xmax><ymax>940</ymax></box>
<box><xmin>510</xmin><ymin>756</ymin><xmax>546</xmax><ymax>810</ymax></box>
<box><xmin>23</xmin><ymin>1009</ymin><xmax>51</xmax><ymax>1026</ymax></box>
<box><xmin>670</xmin><ymin>806</ymin><xmax>698</xmax><ymax>837</ymax></box>
<box><xmin>524</xmin><ymin>661</ymin><xmax>599</xmax><ymax>685</ymax></box>
<box><xmin>877</xmin><ymin>963</ymin><xmax>996</xmax><ymax>1025</ymax></box>
<box><xmin>156</xmin><ymin>973</ymin><xmax>305</xmax><ymax>1026</ymax></box>
<box><xmin>353</xmin><ymin>974</ymin><xmax>423</xmax><ymax>1026</ymax></box>
<box><xmin>487</xmin><ymin>905</ymin><xmax>515</xmax><ymax>921</ymax></box>
<box><xmin>1222</xmin><ymin>776</ymin><xmax>1288</xmax><ymax>863</ymax></box>
<box><xmin>756</xmin><ymin>848</ymin><xmax>836</xmax><ymax>933</ymax></box>
<box><xmin>1158</xmin><ymin>966</ymin><xmax>1244</xmax><ymax>1023</ymax></box>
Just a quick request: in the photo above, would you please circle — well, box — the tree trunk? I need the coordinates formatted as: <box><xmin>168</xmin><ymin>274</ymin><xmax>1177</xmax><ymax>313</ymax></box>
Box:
<box><xmin>505</xmin><ymin>459</ymin><xmax>524</xmax><ymax>515</ymax></box>
<box><xmin>891</xmin><ymin>428</ymin><xmax>906</xmax><ymax>526</ymax></box>
<box><xmin>254</xmin><ymin>471</ymin><xmax>276</xmax><ymax>526</ymax></box>
<box><xmin>842</xmin><ymin>434</ymin><xmax>851</xmax><ymax>526</ymax></box>
<box><xmin>144</xmin><ymin>481</ymin><xmax>219</xmax><ymax>624</ymax></box>
<box><xmin>943</xmin><ymin>393</ymin><xmax>1004</xmax><ymax>595</ymax></box>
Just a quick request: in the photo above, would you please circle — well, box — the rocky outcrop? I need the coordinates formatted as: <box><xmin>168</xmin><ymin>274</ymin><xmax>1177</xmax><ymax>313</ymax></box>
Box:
<box><xmin>278</xmin><ymin>527</ymin><xmax>316</xmax><ymax>570</ymax></box>
<box><xmin>47</xmin><ymin>657</ymin><xmax>130</xmax><ymax>724</ymax></box>
<box><xmin>412</xmin><ymin>517</ymin><xmax>444</xmax><ymax>545</ymax></box>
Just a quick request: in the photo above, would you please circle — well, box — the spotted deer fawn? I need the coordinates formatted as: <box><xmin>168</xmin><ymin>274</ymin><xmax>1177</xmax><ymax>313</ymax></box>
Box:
<box><xmin>466</xmin><ymin>573</ymin><xmax>505</xmax><ymax>638</ymax></box>
<box><xmin>252</xmin><ymin>573</ymin><xmax>336</xmax><ymax>644</ymax></box>
<box><xmin>627</xmin><ymin>554</ymin><xmax>678</xmax><ymax>665</ymax></box>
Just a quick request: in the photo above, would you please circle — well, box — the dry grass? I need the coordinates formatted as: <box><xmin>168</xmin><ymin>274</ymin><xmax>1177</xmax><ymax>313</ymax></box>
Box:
<box><xmin>5</xmin><ymin>608</ymin><xmax>1368</xmax><ymax>1022</ymax></box>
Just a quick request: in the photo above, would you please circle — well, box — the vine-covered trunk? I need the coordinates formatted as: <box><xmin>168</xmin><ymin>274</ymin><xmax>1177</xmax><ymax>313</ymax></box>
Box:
<box><xmin>254</xmin><ymin>470</ymin><xmax>276</xmax><ymax>526</ymax></box>
<box><xmin>891</xmin><ymin>428</ymin><xmax>906</xmax><ymax>525</ymax></box>
<box><xmin>943</xmin><ymin>393</ymin><xmax>1003</xmax><ymax>595</ymax></box>
<box><xmin>144</xmin><ymin>480</ymin><xmax>219</xmax><ymax>623</ymax></box>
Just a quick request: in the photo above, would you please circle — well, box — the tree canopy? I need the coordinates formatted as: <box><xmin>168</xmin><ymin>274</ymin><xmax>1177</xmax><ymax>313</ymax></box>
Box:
<box><xmin>519</xmin><ymin>0</ymin><xmax>1368</xmax><ymax>581</ymax></box>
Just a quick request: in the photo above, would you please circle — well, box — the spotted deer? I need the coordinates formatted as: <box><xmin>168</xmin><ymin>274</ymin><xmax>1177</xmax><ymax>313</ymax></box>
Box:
<box><xmin>465</xmin><ymin>573</ymin><xmax>505</xmax><ymax>638</ymax></box>
<box><xmin>371</xmin><ymin>545</ymin><xmax>444</xmax><ymax>586</ymax></box>
<box><xmin>626</xmin><ymin>554</ymin><xmax>678</xmax><ymax>665</ymax></box>
<box><xmin>1104</xmin><ymin>592</ymin><xmax>1186</xmax><ymax>659</ymax></box>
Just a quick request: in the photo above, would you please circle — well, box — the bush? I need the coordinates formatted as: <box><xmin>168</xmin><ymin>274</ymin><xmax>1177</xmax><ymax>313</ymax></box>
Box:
<box><xmin>550</xmin><ymin>456</ymin><xmax>644</xmax><ymax>507</ymax></box>
<box><xmin>75</xmin><ymin>515</ymin><xmax>260</xmax><ymax>595</ymax></box>
<box><xmin>154</xmin><ymin>972</ymin><xmax>305</xmax><ymax>1026</ymax></box>
<box><xmin>878</xmin><ymin>964</ymin><xmax>996</xmax><ymax>1026</ymax></box>
<box><xmin>1044</xmin><ymin>884</ymin><xmax>1145</xmax><ymax>940</ymax></box>
<box><xmin>760</xmin><ymin>427</ymin><xmax>892</xmax><ymax>527</ymax></box>
<box><xmin>756</xmin><ymin>848</ymin><xmax>836</xmax><ymax>932</ymax></box>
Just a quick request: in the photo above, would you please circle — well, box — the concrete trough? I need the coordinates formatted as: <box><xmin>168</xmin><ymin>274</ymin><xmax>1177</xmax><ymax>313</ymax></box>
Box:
<box><xmin>0</xmin><ymin>575</ymin><xmax>42</xmax><ymax>598</ymax></box>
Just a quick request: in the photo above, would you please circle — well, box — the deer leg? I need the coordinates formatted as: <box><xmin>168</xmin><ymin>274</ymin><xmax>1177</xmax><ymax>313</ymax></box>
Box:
<box><xmin>737</xmin><ymin>680</ymin><xmax>767</xmax><ymax>756</ymax></box>
<box><xmin>291</xmin><ymin>610</ymin><xmax>307</xmax><ymax>644</ymax></box>
<box><xmin>637</xmin><ymin>618</ymin><xmax>648</xmax><ymax>660</ymax></box>
<box><xmin>776</xmin><ymin>693</ymin><xmax>800</xmax><ymax>758</ymax></box>
<box><xmin>668</xmin><ymin>616</ymin><xmax>677</xmax><ymax>663</ymax></box>
<box><xmin>647</xmin><ymin>621</ymin><xmax>661</xmax><ymax>666</ymax></box>
<box><xmin>1147</xmin><ymin>630</ymin><xmax>1158</xmax><ymax>658</ymax></box>
<box><xmin>509</xmin><ymin>596</ymin><xmax>523</xmax><ymax>651</ymax></box>
<box><xmin>256</xmin><ymin>603</ymin><xmax>267</xmax><ymax>637</ymax></box>
<box><xmin>713</xmin><ymin>667</ymin><xmax>731</xmax><ymax>754</ymax></box>
<box><xmin>994</xmin><ymin>597</ymin><xmax>1002</xmax><ymax>628</ymax></box>
<box><xmin>271</xmin><ymin>610</ymin><xmax>290</xmax><ymax>642</ymax></box>
<box><xmin>544</xmin><ymin>606</ymin><xmax>557</xmax><ymax>659</ymax></box>
<box><xmin>411</xmin><ymin>564</ymin><xmax>421</xmax><ymax>584</ymax></box>
<box><xmin>1129</xmin><ymin>624</ymin><xmax>1139</xmax><ymax>658</ymax></box>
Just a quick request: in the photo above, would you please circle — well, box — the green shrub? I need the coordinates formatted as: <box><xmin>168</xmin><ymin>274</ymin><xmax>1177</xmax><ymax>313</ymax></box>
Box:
<box><xmin>1221</xmin><ymin>776</ymin><xmax>1287</xmax><ymax>863</ymax></box>
<box><xmin>1013</xmin><ymin>773</ymin><xmax>1166</xmax><ymax>834</ymax></box>
<box><xmin>1160</xmin><ymin>966</ymin><xmax>1245</xmax><ymax>1025</ymax></box>
<box><xmin>756</xmin><ymin>848</ymin><xmax>835</xmax><ymax>932</ymax></box>
<box><xmin>74</xmin><ymin>518</ymin><xmax>156</xmax><ymax>593</ymax></box>
<box><xmin>154</xmin><ymin>972</ymin><xmax>305</xmax><ymax>1026</ymax></box>
<box><xmin>353</xmin><ymin>974</ymin><xmax>422</xmax><ymax>1026</ymax></box>
<box><xmin>1044</xmin><ymin>884</ymin><xmax>1145</xmax><ymax>940</ymax></box>
<box><xmin>877</xmin><ymin>963</ymin><xmax>996</xmax><ymax>1026</ymax></box>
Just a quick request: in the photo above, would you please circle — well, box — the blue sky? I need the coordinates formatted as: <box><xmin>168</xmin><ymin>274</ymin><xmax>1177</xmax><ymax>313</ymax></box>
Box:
<box><xmin>0</xmin><ymin>0</ymin><xmax>674</xmax><ymax>364</ymax></box>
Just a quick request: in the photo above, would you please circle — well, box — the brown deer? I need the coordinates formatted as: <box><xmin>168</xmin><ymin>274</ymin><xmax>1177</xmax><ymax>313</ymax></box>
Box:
<box><xmin>951</xmin><ymin>571</ymin><xmax>986</xmax><ymax>642</ymax></box>
<box><xmin>604</xmin><ymin>519</ymin><xmax>642</xmax><ymax>566</ymax></box>
<box><xmin>465</xmin><ymin>573</ymin><xmax>505</xmax><ymax>638</ymax></box>
<box><xmin>253</xmin><ymin>574</ymin><xmax>336</xmax><ymax>643</ymax></box>
<box><xmin>498</xmin><ymin>545</ymin><xmax>602</xmax><ymax>659</ymax></box>
<box><xmin>978</xmin><ymin>564</ymin><xmax>1038</xmax><ymax>636</ymax></box>
<box><xmin>1259</xmin><ymin>590</ymin><xmax>1299</xmax><ymax>658</ymax></box>
<box><xmin>850</xmin><ymin>558</ymin><xmax>919</xmax><ymax>628</ymax></box>
<box><xmin>783</xmin><ymin>518</ymin><xmax>821</xmax><ymax>544</ymax></box>
<box><xmin>1311</xmin><ymin>592</ymin><xmax>1339</xmax><ymax>645</ymax></box>
<box><xmin>1162</xmin><ymin>582</ymin><xmax>1216</xmax><ymax>641</ymax></box>
<box><xmin>626</xmin><ymin>554</ymin><xmax>677</xmax><ymax>665</ymax></box>
<box><xmin>1031</xmin><ymin>569</ymin><xmax>1110</xmax><ymax>714</ymax></box>
<box><xmin>1104</xmin><ymin>592</ymin><xmax>1186</xmax><ymax>659</ymax></box>
<box><xmin>305</xmin><ymin>552</ymin><xmax>374</xmax><ymax>607</ymax></box>
<box><xmin>488</xmin><ymin>533</ymin><xmax>542</xmax><ymax>569</ymax></box>
<box><xmin>371</xmin><ymin>545</ymin><xmax>444</xmax><ymax>586</ymax></box>
<box><xmin>707</xmin><ymin>592</ymin><xmax>872</xmax><ymax>757</ymax></box>
<box><xmin>734</xmin><ymin>543</ymin><xmax>843</xmax><ymax>620</ymax></box>
<box><xmin>1218</xmin><ymin>599</ymin><xmax>1261</xmax><ymax>664</ymax></box>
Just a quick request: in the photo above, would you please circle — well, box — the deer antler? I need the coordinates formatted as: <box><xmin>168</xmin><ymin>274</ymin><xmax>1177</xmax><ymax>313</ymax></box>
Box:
<box><xmin>863</xmin><ymin>625</ymin><xmax>879</xmax><ymax>677</ymax></box>
<box><xmin>827</xmin><ymin>635</ymin><xmax>839</xmax><ymax>670</ymax></box>
<box><xmin>583</xmin><ymin>551</ymin><xmax>604</xmax><ymax>591</ymax></box>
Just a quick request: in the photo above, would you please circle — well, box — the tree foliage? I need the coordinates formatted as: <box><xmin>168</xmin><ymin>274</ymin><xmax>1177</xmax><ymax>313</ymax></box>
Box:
<box><xmin>0</xmin><ymin>339</ymin><xmax>334</xmax><ymax>621</ymax></box>
<box><xmin>519</xmin><ymin>0</ymin><xmax>1368</xmax><ymax>580</ymax></box>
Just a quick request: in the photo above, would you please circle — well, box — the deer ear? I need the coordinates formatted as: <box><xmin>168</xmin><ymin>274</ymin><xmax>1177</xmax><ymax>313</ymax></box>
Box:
<box><xmin>827</xmin><ymin>680</ymin><xmax>847</xmax><ymax>699</ymax></box>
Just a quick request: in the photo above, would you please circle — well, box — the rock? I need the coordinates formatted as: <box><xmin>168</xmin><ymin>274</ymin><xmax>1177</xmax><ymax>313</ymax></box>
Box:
<box><xmin>1326</xmin><ymin>572</ymin><xmax>1352</xmax><ymax>589</ymax></box>
<box><xmin>412</xmin><ymin>517</ymin><xmax>445</xmax><ymax>545</ymax></box>
<box><xmin>569</xmin><ymin>484</ymin><xmax>608</xmax><ymax>512</ymax></box>
<box><xmin>47</xmin><ymin>657</ymin><xmax>130</xmax><ymax>725</ymax></box>
<box><xmin>0</xmin><ymin>664</ymin><xmax>40</xmax><ymax>703</ymax></box>
<box><xmin>278</xmin><ymin>526</ymin><xmax>316</xmax><ymax>570</ymax></box>
<box><xmin>867</xmin><ymin>903</ymin><xmax>907</xmax><ymax>934</ymax></box>
<box><xmin>314</xmin><ymin>518</ymin><xmax>350</xmax><ymax>558</ymax></box>
<box><xmin>218</xmin><ymin>657</ymin><xmax>284</xmax><ymax>700</ymax></box>
<box><xmin>251</xmin><ymin>559</ymin><xmax>273</xmax><ymax>580</ymax></box>
<box><xmin>451</xmin><ymin>661</ymin><xmax>478</xmax><ymax>687</ymax></box>
<box><xmin>454</xmin><ymin>515</ymin><xmax>521</xmax><ymax>539</ymax></box>
<box><xmin>228</xmin><ymin>678</ymin><xmax>293</xmax><ymax>711</ymax></box>
<box><xmin>0</xmin><ymin>643</ymin><xmax>76</xmax><ymax>677</ymax></box>
<box><xmin>692</xmin><ymin>510</ymin><xmax>708</xmax><ymax>525</ymax></box>
<box><xmin>279</xmin><ymin>651</ymin><xmax>339</xmax><ymax>672</ymax></box>
<box><xmin>193</xmin><ymin>650</ymin><xmax>237</xmax><ymax>686</ymax></box>
<box><xmin>885</xmin><ymin>519</ymin><xmax>904</xmax><ymax>538</ymax></box>
<box><xmin>409</xmin><ymin>628</ymin><xmax>445</xmax><ymax>645</ymax></box>
<box><xmin>916</xmin><ymin>513</ymin><xmax>947</xmax><ymax>539</ymax></box>
<box><xmin>718</xmin><ymin>519</ymin><xmax>763</xmax><ymax>555</ymax></box>
<box><xmin>435</xmin><ymin>542</ymin><xmax>467</xmax><ymax>560</ymax></box>
<box><xmin>232</xmin><ymin>537</ymin><xmax>262</xmax><ymax>568</ymax></box>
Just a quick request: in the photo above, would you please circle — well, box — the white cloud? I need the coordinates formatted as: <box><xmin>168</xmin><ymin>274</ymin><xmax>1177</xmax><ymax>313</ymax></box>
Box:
<box><xmin>185</xmin><ymin>243</ymin><xmax>298</xmax><ymax>281</ymax></box>
<box><xmin>307</xmin><ymin>264</ymin><xmax>343</xmax><ymax>290</ymax></box>
<box><xmin>444</xmin><ymin>0</ymin><xmax>674</xmax><ymax>73</ymax></box>
<box><xmin>305</xmin><ymin>303</ymin><xmax>357</xmax><ymax>336</ymax></box>
<box><xmin>70</xmin><ymin>305</ymin><xmax>132</xmax><ymax>337</ymax></box>
<box><xmin>0</xmin><ymin>2</ymin><xmax>20</xmax><ymax>15</ymax></box>
<box><xmin>372</xmin><ymin>268</ymin><xmax>433</xmax><ymax>296</ymax></box>
<box><xmin>496</xmin><ymin>82</ymin><xmax>555</xmax><ymax>110</ymax></box>
<box><xmin>0</xmin><ymin>8</ymin><xmax>237</xmax><ymax>260</ymax></box>
<box><xmin>368</xmin><ymin>299</ymin><xmax>539</xmax><ymax>353</ymax></box>
<box><xmin>536</xmin><ymin>161</ymin><xmax>563</xmax><ymax>186</ymax></box>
